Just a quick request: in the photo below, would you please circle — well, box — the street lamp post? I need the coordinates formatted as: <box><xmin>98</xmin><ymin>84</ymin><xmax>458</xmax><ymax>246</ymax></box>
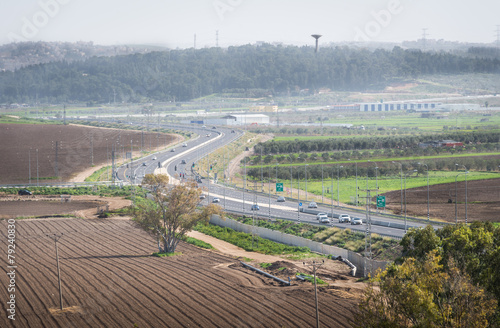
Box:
<box><xmin>404</xmin><ymin>170</ymin><xmax>418</xmax><ymax>232</ymax></box>
<box><xmin>418</xmin><ymin>162</ymin><xmax>430</xmax><ymax>222</ymax></box>
<box><xmin>456</xmin><ymin>164</ymin><xmax>468</xmax><ymax>223</ymax></box>
<box><xmin>331</xmin><ymin>166</ymin><xmax>334</xmax><ymax>219</ymax></box>
<box><xmin>368</xmin><ymin>160</ymin><xmax>379</xmax><ymax>202</ymax></box>
<box><xmin>392</xmin><ymin>161</ymin><xmax>403</xmax><ymax>215</ymax></box>
<box><xmin>269</xmin><ymin>165</ymin><xmax>272</xmax><ymax>220</ymax></box>
<box><xmin>36</xmin><ymin>148</ymin><xmax>39</xmax><ymax>187</ymax></box>
<box><xmin>275</xmin><ymin>162</ymin><xmax>279</xmax><ymax>195</ymax></box>
<box><xmin>337</xmin><ymin>165</ymin><xmax>343</xmax><ymax>207</ymax></box>
<box><xmin>455</xmin><ymin>170</ymin><xmax>469</xmax><ymax>224</ymax></box>
<box><xmin>321</xmin><ymin>165</ymin><xmax>324</xmax><ymax>203</ymax></box>
<box><xmin>297</xmin><ymin>169</ymin><xmax>301</xmax><ymax>222</ymax></box>
<box><xmin>305</xmin><ymin>163</ymin><xmax>308</xmax><ymax>202</ymax></box>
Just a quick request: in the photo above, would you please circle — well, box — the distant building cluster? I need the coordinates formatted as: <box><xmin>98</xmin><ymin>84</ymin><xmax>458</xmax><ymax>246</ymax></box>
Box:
<box><xmin>358</xmin><ymin>102</ymin><xmax>481</xmax><ymax>112</ymax></box>
<box><xmin>191</xmin><ymin>114</ymin><xmax>270</xmax><ymax>126</ymax></box>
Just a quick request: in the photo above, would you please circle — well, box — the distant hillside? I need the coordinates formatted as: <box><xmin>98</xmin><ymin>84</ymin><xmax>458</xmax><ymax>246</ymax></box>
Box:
<box><xmin>0</xmin><ymin>44</ymin><xmax>499</xmax><ymax>104</ymax></box>
<box><xmin>0</xmin><ymin>41</ymin><xmax>167</xmax><ymax>71</ymax></box>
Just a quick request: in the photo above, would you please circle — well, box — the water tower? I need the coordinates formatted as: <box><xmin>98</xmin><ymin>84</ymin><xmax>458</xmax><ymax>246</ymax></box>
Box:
<box><xmin>311</xmin><ymin>34</ymin><xmax>322</xmax><ymax>53</ymax></box>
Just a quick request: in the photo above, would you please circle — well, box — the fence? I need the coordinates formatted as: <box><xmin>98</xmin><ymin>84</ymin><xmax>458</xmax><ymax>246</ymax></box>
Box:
<box><xmin>209</xmin><ymin>215</ymin><xmax>390</xmax><ymax>277</ymax></box>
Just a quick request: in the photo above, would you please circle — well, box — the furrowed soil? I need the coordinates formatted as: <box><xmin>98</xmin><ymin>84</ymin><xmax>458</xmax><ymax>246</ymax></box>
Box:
<box><xmin>382</xmin><ymin>178</ymin><xmax>500</xmax><ymax>223</ymax></box>
<box><xmin>0</xmin><ymin>215</ymin><xmax>361</xmax><ymax>328</ymax></box>
<box><xmin>0</xmin><ymin>123</ymin><xmax>178</xmax><ymax>184</ymax></box>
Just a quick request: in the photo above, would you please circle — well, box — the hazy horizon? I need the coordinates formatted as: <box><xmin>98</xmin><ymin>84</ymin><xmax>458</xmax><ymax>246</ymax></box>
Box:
<box><xmin>2</xmin><ymin>0</ymin><xmax>500</xmax><ymax>49</ymax></box>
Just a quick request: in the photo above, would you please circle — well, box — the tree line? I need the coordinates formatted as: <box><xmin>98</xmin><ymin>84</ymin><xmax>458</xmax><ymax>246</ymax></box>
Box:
<box><xmin>255</xmin><ymin>131</ymin><xmax>500</xmax><ymax>155</ymax></box>
<box><xmin>1</xmin><ymin>44</ymin><xmax>500</xmax><ymax>103</ymax></box>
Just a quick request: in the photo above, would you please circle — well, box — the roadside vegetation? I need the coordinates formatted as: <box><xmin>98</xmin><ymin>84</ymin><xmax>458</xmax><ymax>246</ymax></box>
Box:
<box><xmin>194</xmin><ymin>223</ymin><xmax>311</xmax><ymax>256</ymax></box>
<box><xmin>232</xmin><ymin>216</ymin><xmax>400</xmax><ymax>261</ymax></box>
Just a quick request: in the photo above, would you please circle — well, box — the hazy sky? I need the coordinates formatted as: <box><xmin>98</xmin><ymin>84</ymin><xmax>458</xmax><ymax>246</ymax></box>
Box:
<box><xmin>2</xmin><ymin>0</ymin><xmax>499</xmax><ymax>48</ymax></box>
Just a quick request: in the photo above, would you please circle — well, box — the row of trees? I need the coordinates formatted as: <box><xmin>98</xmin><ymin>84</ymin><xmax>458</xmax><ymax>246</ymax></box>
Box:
<box><xmin>256</xmin><ymin>131</ymin><xmax>500</xmax><ymax>155</ymax></box>
<box><xmin>356</xmin><ymin>223</ymin><xmax>499</xmax><ymax>327</ymax></box>
<box><xmin>244</xmin><ymin>156</ymin><xmax>500</xmax><ymax>181</ymax></box>
<box><xmin>1</xmin><ymin>44</ymin><xmax>499</xmax><ymax>103</ymax></box>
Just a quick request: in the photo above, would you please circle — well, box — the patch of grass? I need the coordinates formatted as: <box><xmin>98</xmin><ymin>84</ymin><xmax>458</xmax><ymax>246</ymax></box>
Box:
<box><xmin>297</xmin><ymin>272</ymin><xmax>327</xmax><ymax>285</ymax></box>
<box><xmin>260</xmin><ymin>263</ymin><xmax>272</xmax><ymax>269</ymax></box>
<box><xmin>194</xmin><ymin>223</ymin><xmax>310</xmax><ymax>255</ymax></box>
<box><xmin>152</xmin><ymin>252</ymin><xmax>182</xmax><ymax>257</ymax></box>
<box><xmin>241</xmin><ymin>257</ymin><xmax>254</xmax><ymax>262</ymax></box>
<box><xmin>184</xmin><ymin>237</ymin><xmax>214</xmax><ymax>249</ymax></box>
<box><xmin>278</xmin><ymin>267</ymin><xmax>286</xmax><ymax>271</ymax></box>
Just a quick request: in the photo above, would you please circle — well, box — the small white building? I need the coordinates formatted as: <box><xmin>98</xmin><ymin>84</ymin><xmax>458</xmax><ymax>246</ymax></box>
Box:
<box><xmin>205</xmin><ymin>114</ymin><xmax>270</xmax><ymax>126</ymax></box>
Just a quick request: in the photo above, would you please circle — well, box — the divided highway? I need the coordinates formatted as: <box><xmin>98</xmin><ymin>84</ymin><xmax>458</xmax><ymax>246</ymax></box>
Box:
<box><xmin>112</xmin><ymin>122</ymin><xmax>439</xmax><ymax>239</ymax></box>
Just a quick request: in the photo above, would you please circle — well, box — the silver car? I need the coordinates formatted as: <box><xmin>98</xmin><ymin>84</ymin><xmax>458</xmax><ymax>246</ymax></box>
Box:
<box><xmin>351</xmin><ymin>217</ymin><xmax>363</xmax><ymax>225</ymax></box>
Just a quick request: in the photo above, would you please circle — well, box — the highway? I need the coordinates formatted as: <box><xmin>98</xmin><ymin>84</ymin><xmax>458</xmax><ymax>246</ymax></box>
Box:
<box><xmin>109</xmin><ymin>121</ymin><xmax>441</xmax><ymax>239</ymax></box>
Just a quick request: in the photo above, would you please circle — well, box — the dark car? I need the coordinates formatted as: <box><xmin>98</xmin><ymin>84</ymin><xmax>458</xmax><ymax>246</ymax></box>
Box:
<box><xmin>251</xmin><ymin>204</ymin><xmax>260</xmax><ymax>211</ymax></box>
<box><xmin>18</xmin><ymin>189</ymin><xmax>32</xmax><ymax>196</ymax></box>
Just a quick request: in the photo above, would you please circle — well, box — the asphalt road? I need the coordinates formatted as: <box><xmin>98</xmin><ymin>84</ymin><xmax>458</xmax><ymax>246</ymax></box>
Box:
<box><xmin>110</xmin><ymin>121</ymin><xmax>439</xmax><ymax>239</ymax></box>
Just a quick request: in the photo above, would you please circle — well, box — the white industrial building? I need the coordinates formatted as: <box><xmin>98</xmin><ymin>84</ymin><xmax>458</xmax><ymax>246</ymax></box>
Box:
<box><xmin>359</xmin><ymin>102</ymin><xmax>481</xmax><ymax>112</ymax></box>
<box><xmin>203</xmin><ymin>114</ymin><xmax>270</xmax><ymax>126</ymax></box>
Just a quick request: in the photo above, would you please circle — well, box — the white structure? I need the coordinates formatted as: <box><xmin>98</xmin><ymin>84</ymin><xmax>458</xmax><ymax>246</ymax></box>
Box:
<box><xmin>359</xmin><ymin>102</ymin><xmax>481</xmax><ymax>112</ymax></box>
<box><xmin>204</xmin><ymin>114</ymin><xmax>270</xmax><ymax>126</ymax></box>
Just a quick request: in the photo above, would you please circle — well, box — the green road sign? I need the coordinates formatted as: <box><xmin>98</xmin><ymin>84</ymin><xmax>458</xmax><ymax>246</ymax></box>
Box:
<box><xmin>276</xmin><ymin>182</ymin><xmax>283</xmax><ymax>192</ymax></box>
<box><xmin>376</xmin><ymin>196</ymin><xmax>386</xmax><ymax>208</ymax></box>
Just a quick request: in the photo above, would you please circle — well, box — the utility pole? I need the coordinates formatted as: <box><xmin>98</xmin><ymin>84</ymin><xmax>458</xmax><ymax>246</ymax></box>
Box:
<box><xmin>47</xmin><ymin>233</ymin><xmax>64</xmax><ymax>311</ymax></box>
<box><xmin>36</xmin><ymin>148</ymin><xmax>39</xmax><ymax>187</ymax></box>
<box><xmin>28</xmin><ymin>149</ymin><xmax>31</xmax><ymax>185</ymax></box>
<box><xmin>359</xmin><ymin>189</ymin><xmax>374</xmax><ymax>278</ymax></box>
<box><xmin>54</xmin><ymin>141</ymin><xmax>59</xmax><ymax>178</ymax></box>
<box><xmin>90</xmin><ymin>133</ymin><xmax>94</xmax><ymax>166</ymax></box>
<box><xmin>303</xmin><ymin>260</ymin><xmax>325</xmax><ymax>328</ymax></box>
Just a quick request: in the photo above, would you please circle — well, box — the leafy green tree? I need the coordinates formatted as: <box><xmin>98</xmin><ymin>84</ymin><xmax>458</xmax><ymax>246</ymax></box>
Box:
<box><xmin>356</xmin><ymin>251</ymin><xmax>497</xmax><ymax>328</ymax></box>
<box><xmin>134</xmin><ymin>174</ymin><xmax>223</xmax><ymax>253</ymax></box>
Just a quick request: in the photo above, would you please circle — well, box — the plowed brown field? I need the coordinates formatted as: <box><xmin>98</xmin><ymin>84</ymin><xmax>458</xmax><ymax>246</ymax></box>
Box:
<box><xmin>383</xmin><ymin>178</ymin><xmax>500</xmax><ymax>223</ymax></box>
<box><xmin>0</xmin><ymin>124</ymin><xmax>177</xmax><ymax>184</ymax></box>
<box><xmin>0</xmin><ymin>217</ymin><xmax>359</xmax><ymax>328</ymax></box>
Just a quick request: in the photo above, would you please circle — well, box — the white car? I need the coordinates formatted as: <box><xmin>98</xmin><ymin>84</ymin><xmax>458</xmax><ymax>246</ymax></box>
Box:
<box><xmin>212</xmin><ymin>197</ymin><xmax>220</xmax><ymax>203</ymax></box>
<box><xmin>316</xmin><ymin>213</ymin><xmax>328</xmax><ymax>220</ymax></box>
<box><xmin>152</xmin><ymin>156</ymin><xmax>157</xmax><ymax>160</ymax></box>
<box><xmin>338</xmin><ymin>214</ymin><xmax>351</xmax><ymax>223</ymax></box>
<box><xmin>351</xmin><ymin>217</ymin><xmax>363</xmax><ymax>225</ymax></box>
<box><xmin>319</xmin><ymin>217</ymin><xmax>330</xmax><ymax>224</ymax></box>
<box><xmin>308</xmin><ymin>202</ymin><xmax>318</xmax><ymax>208</ymax></box>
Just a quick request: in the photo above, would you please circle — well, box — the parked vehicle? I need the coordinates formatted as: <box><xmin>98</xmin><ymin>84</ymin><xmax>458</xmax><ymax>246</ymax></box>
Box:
<box><xmin>277</xmin><ymin>196</ymin><xmax>286</xmax><ymax>202</ymax></box>
<box><xmin>351</xmin><ymin>217</ymin><xmax>363</xmax><ymax>225</ymax></box>
<box><xmin>308</xmin><ymin>202</ymin><xmax>318</xmax><ymax>208</ymax></box>
<box><xmin>338</xmin><ymin>214</ymin><xmax>351</xmax><ymax>223</ymax></box>
<box><xmin>18</xmin><ymin>189</ymin><xmax>32</xmax><ymax>196</ymax></box>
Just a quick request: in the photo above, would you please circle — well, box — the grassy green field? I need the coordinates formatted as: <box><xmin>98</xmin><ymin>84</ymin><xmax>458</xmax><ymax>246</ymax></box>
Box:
<box><xmin>254</xmin><ymin>170</ymin><xmax>500</xmax><ymax>205</ymax></box>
